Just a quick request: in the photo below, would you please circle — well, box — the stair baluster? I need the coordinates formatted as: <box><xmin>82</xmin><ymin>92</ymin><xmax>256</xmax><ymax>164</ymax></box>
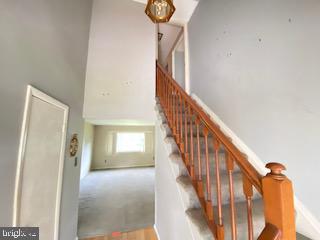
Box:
<box><xmin>243</xmin><ymin>173</ymin><xmax>254</xmax><ymax>240</ymax></box>
<box><xmin>173</xmin><ymin>89</ymin><xmax>178</xmax><ymax>140</ymax></box>
<box><xmin>188</xmin><ymin>107</ymin><xmax>196</xmax><ymax>181</ymax></box>
<box><xmin>195</xmin><ymin>117</ymin><xmax>205</xmax><ymax>206</ymax></box>
<box><xmin>176</xmin><ymin>92</ymin><xmax>181</xmax><ymax>145</ymax></box>
<box><xmin>203</xmin><ymin>127</ymin><xmax>215</xmax><ymax>227</ymax></box>
<box><xmin>184</xmin><ymin>100</ymin><xmax>190</xmax><ymax>169</ymax></box>
<box><xmin>178</xmin><ymin>94</ymin><xmax>183</xmax><ymax>150</ymax></box>
<box><xmin>226</xmin><ymin>153</ymin><xmax>238</xmax><ymax>240</ymax></box>
<box><xmin>213</xmin><ymin>139</ymin><xmax>224</xmax><ymax>240</ymax></box>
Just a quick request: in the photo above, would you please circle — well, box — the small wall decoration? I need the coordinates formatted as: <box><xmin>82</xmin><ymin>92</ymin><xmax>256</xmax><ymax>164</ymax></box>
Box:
<box><xmin>158</xmin><ymin>32</ymin><xmax>163</xmax><ymax>41</ymax></box>
<box><xmin>69</xmin><ymin>134</ymin><xmax>79</xmax><ymax>157</ymax></box>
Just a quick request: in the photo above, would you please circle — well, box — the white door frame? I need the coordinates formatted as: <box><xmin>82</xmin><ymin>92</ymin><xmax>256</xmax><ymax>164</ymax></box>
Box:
<box><xmin>168</xmin><ymin>22</ymin><xmax>191</xmax><ymax>93</ymax></box>
<box><xmin>172</xmin><ymin>33</ymin><xmax>185</xmax><ymax>79</ymax></box>
<box><xmin>13</xmin><ymin>85</ymin><xmax>69</xmax><ymax>240</ymax></box>
<box><xmin>183</xmin><ymin>23</ymin><xmax>191</xmax><ymax>94</ymax></box>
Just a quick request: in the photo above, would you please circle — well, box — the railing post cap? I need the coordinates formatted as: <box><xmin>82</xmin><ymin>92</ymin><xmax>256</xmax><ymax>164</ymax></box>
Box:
<box><xmin>265</xmin><ymin>162</ymin><xmax>286</xmax><ymax>180</ymax></box>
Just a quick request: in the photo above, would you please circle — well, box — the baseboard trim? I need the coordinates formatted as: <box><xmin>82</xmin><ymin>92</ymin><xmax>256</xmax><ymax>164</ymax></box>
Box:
<box><xmin>91</xmin><ymin>164</ymin><xmax>155</xmax><ymax>171</ymax></box>
<box><xmin>192</xmin><ymin>93</ymin><xmax>320</xmax><ymax>240</ymax></box>
<box><xmin>153</xmin><ymin>224</ymin><xmax>161</xmax><ymax>240</ymax></box>
<box><xmin>295</xmin><ymin>197</ymin><xmax>320</xmax><ymax>240</ymax></box>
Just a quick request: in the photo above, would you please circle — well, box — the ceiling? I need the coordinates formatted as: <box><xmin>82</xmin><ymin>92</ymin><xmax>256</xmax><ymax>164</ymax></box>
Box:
<box><xmin>133</xmin><ymin>0</ymin><xmax>199</xmax><ymax>24</ymax></box>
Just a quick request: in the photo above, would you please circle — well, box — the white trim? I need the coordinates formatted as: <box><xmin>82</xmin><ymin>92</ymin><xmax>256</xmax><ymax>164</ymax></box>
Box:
<box><xmin>156</xmin><ymin>24</ymin><xmax>159</xmax><ymax>60</ymax></box>
<box><xmin>153</xmin><ymin>224</ymin><xmax>161</xmax><ymax>240</ymax></box>
<box><xmin>91</xmin><ymin>164</ymin><xmax>155</xmax><ymax>171</ymax></box>
<box><xmin>171</xmin><ymin>50</ymin><xmax>176</xmax><ymax>78</ymax></box>
<box><xmin>169</xmin><ymin>23</ymin><xmax>190</xmax><ymax>93</ymax></box>
<box><xmin>13</xmin><ymin>85</ymin><xmax>69</xmax><ymax>240</ymax></box>
<box><xmin>295</xmin><ymin>198</ymin><xmax>320</xmax><ymax>240</ymax></box>
<box><xmin>183</xmin><ymin>23</ymin><xmax>191</xmax><ymax>94</ymax></box>
<box><xmin>192</xmin><ymin>93</ymin><xmax>320</xmax><ymax>240</ymax></box>
<box><xmin>13</xmin><ymin>86</ymin><xmax>32</xmax><ymax>226</ymax></box>
<box><xmin>172</xmin><ymin>34</ymin><xmax>184</xmax><ymax>80</ymax></box>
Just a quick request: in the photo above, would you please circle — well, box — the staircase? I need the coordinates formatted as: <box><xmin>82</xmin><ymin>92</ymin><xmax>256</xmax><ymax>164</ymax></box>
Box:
<box><xmin>155</xmin><ymin>62</ymin><xmax>296</xmax><ymax>240</ymax></box>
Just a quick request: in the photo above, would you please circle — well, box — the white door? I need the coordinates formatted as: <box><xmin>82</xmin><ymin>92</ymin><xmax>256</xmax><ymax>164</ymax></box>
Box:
<box><xmin>14</xmin><ymin>86</ymin><xmax>69</xmax><ymax>240</ymax></box>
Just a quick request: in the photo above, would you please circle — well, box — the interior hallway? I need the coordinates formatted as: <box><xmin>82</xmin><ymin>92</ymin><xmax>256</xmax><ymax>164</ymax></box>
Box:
<box><xmin>78</xmin><ymin>167</ymin><xmax>155</xmax><ymax>238</ymax></box>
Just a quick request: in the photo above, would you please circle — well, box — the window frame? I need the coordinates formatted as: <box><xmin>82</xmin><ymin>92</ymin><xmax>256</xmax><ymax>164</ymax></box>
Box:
<box><xmin>115</xmin><ymin>132</ymin><xmax>146</xmax><ymax>154</ymax></box>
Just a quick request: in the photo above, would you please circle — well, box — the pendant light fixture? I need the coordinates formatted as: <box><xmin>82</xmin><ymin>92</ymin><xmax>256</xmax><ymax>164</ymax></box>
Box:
<box><xmin>145</xmin><ymin>0</ymin><xmax>175</xmax><ymax>23</ymax></box>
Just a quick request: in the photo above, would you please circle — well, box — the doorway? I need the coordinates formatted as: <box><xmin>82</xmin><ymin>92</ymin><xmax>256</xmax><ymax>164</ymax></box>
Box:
<box><xmin>157</xmin><ymin>23</ymin><xmax>188</xmax><ymax>91</ymax></box>
<box><xmin>78</xmin><ymin>124</ymin><xmax>155</xmax><ymax>239</ymax></box>
<box><xmin>13</xmin><ymin>86</ymin><xmax>69</xmax><ymax>240</ymax></box>
<box><xmin>172</xmin><ymin>35</ymin><xmax>185</xmax><ymax>89</ymax></box>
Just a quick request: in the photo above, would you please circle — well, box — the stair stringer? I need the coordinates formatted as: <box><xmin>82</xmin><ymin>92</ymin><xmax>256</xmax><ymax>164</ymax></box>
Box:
<box><xmin>155</xmin><ymin>103</ymin><xmax>214</xmax><ymax>240</ymax></box>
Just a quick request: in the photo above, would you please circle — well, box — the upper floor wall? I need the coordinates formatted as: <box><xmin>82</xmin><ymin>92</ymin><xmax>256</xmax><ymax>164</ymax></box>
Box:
<box><xmin>83</xmin><ymin>0</ymin><xmax>156</xmax><ymax>124</ymax></box>
<box><xmin>158</xmin><ymin>23</ymin><xmax>182</xmax><ymax>67</ymax></box>
<box><xmin>188</xmin><ymin>0</ymin><xmax>320</xmax><ymax>235</ymax></box>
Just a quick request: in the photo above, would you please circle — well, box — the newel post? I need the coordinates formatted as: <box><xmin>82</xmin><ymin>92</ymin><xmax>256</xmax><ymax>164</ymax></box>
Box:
<box><xmin>260</xmin><ymin>162</ymin><xmax>296</xmax><ymax>240</ymax></box>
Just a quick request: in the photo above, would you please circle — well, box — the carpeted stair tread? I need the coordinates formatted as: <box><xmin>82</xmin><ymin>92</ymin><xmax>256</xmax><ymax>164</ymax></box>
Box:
<box><xmin>197</xmin><ymin>151</ymin><xmax>241</xmax><ymax>174</ymax></box>
<box><xmin>201</xmin><ymin>171</ymin><xmax>261</xmax><ymax>205</ymax></box>
<box><xmin>187</xmin><ymin>199</ymin><xmax>264</xmax><ymax>240</ymax></box>
<box><xmin>176</xmin><ymin>175</ymin><xmax>201</xmax><ymax>209</ymax></box>
<box><xmin>186</xmin><ymin>208</ymin><xmax>214</xmax><ymax>240</ymax></box>
<box><xmin>217</xmin><ymin>198</ymin><xmax>265</xmax><ymax>240</ymax></box>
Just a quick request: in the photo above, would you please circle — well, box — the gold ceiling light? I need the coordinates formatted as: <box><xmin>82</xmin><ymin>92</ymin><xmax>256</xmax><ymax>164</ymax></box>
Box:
<box><xmin>145</xmin><ymin>0</ymin><xmax>176</xmax><ymax>23</ymax></box>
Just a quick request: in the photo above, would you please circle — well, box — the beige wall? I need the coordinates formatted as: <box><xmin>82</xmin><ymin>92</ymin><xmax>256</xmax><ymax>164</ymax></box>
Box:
<box><xmin>92</xmin><ymin>126</ymin><xmax>155</xmax><ymax>169</ymax></box>
<box><xmin>188</xmin><ymin>0</ymin><xmax>320</xmax><ymax>236</ymax></box>
<box><xmin>80</xmin><ymin>122</ymin><xmax>95</xmax><ymax>180</ymax></box>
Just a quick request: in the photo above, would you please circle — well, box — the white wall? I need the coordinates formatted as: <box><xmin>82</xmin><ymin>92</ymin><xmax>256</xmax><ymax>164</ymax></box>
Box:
<box><xmin>92</xmin><ymin>125</ymin><xmax>155</xmax><ymax>169</ymax></box>
<box><xmin>158</xmin><ymin>23</ymin><xmax>182</xmax><ymax>66</ymax></box>
<box><xmin>155</xmin><ymin>119</ymin><xmax>193</xmax><ymax>240</ymax></box>
<box><xmin>84</xmin><ymin>0</ymin><xmax>156</xmax><ymax>123</ymax></box>
<box><xmin>174</xmin><ymin>50</ymin><xmax>185</xmax><ymax>89</ymax></box>
<box><xmin>0</xmin><ymin>0</ymin><xmax>92</xmax><ymax>239</ymax></box>
<box><xmin>80</xmin><ymin>122</ymin><xmax>95</xmax><ymax>180</ymax></box>
<box><xmin>188</xmin><ymin>0</ymin><xmax>320</xmax><ymax>224</ymax></box>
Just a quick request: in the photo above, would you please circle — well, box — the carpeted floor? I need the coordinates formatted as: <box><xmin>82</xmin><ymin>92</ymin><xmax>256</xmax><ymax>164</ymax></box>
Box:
<box><xmin>297</xmin><ymin>233</ymin><xmax>312</xmax><ymax>240</ymax></box>
<box><xmin>78</xmin><ymin>167</ymin><xmax>155</xmax><ymax>239</ymax></box>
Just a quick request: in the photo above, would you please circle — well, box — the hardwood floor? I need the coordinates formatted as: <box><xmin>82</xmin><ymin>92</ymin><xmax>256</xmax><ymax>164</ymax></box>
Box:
<box><xmin>80</xmin><ymin>227</ymin><xmax>158</xmax><ymax>240</ymax></box>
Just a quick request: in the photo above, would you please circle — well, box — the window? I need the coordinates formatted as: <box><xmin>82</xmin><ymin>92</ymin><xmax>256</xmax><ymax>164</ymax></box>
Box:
<box><xmin>116</xmin><ymin>132</ymin><xmax>145</xmax><ymax>153</ymax></box>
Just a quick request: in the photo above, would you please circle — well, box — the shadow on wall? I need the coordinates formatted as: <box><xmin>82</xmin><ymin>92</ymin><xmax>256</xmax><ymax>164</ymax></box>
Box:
<box><xmin>80</xmin><ymin>122</ymin><xmax>95</xmax><ymax>180</ymax></box>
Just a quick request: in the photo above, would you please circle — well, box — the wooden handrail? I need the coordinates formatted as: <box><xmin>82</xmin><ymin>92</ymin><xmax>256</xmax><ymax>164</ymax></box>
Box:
<box><xmin>258</xmin><ymin>223</ymin><xmax>282</xmax><ymax>240</ymax></box>
<box><xmin>156</xmin><ymin>62</ymin><xmax>296</xmax><ymax>240</ymax></box>
<box><xmin>157</xmin><ymin>62</ymin><xmax>263</xmax><ymax>193</ymax></box>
